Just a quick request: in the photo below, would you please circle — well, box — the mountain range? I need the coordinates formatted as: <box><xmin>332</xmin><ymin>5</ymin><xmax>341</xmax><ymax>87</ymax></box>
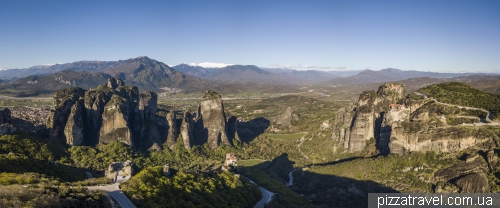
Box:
<box><xmin>0</xmin><ymin>56</ymin><xmax>498</xmax><ymax>97</ymax></box>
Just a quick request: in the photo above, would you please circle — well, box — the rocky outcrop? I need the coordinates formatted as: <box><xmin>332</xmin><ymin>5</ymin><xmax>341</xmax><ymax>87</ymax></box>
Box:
<box><xmin>99</xmin><ymin>94</ymin><xmax>133</xmax><ymax>146</ymax></box>
<box><xmin>105</xmin><ymin>160</ymin><xmax>135</xmax><ymax>180</ymax></box>
<box><xmin>226</xmin><ymin>116</ymin><xmax>239</xmax><ymax>142</ymax></box>
<box><xmin>272</xmin><ymin>107</ymin><xmax>299</xmax><ymax>128</ymax></box>
<box><xmin>196</xmin><ymin>90</ymin><xmax>232</xmax><ymax>149</ymax></box>
<box><xmin>388</xmin><ymin>122</ymin><xmax>496</xmax><ymax>155</ymax></box>
<box><xmin>48</xmin><ymin>87</ymin><xmax>86</xmax><ymax>144</ymax></box>
<box><xmin>180</xmin><ymin>110</ymin><xmax>194</xmax><ymax>150</ymax></box>
<box><xmin>0</xmin><ymin>108</ymin><xmax>15</xmax><ymax>135</ymax></box>
<box><xmin>49</xmin><ymin>78</ymin><xmax>163</xmax><ymax>150</ymax></box>
<box><xmin>165</xmin><ymin>110</ymin><xmax>179</xmax><ymax>150</ymax></box>
<box><xmin>64</xmin><ymin>99</ymin><xmax>85</xmax><ymax>145</ymax></box>
<box><xmin>348</xmin><ymin>90</ymin><xmax>384</xmax><ymax>153</ymax></box>
<box><xmin>434</xmin><ymin>153</ymin><xmax>490</xmax><ymax>193</ymax></box>
<box><xmin>332</xmin><ymin>107</ymin><xmax>354</xmax><ymax>151</ymax></box>
<box><xmin>455</xmin><ymin>173</ymin><xmax>489</xmax><ymax>193</ymax></box>
<box><xmin>84</xmin><ymin>87</ymin><xmax>114</xmax><ymax>145</ymax></box>
<box><xmin>139</xmin><ymin>91</ymin><xmax>162</xmax><ymax>151</ymax></box>
<box><xmin>162</xmin><ymin>165</ymin><xmax>170</xmax><ymax>177</ymax></box>
<box><xmin>0</xmin><ymin>108</ymin><xmax>12</xmax><ymax>125</ymax></box>
<box><xmin>107</xmin><ymin>77</ymin><xmax>125</xmax><ymax>89</ymax></box>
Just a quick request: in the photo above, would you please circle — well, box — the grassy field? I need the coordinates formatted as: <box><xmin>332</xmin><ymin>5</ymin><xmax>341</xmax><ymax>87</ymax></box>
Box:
<box><xmin>238</xmin><ymin>159</ymin><xmax>270</xmax><ymax>168</ymax></box>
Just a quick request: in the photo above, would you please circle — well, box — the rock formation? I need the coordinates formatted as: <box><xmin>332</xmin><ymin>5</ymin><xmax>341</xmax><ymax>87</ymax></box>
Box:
<box><xmin>434</xmin><ymin>153</ymin><xmax>490</xmax><ymax>193</ymax></box>
<box><xmin>48</xmin><ymin>87</ymin><xmax>86</xmax><ymax>144</ymax></box>
<box><xmin>99</xmin><ymin>94</ymin><xmax>133</xmax><ymax>146</ymax></box>
<box><xmin>180</xmin><ymin>110</ymin><xmax>194</xmax><ymax>150</ymax></box>
<box><xmin>48</xmin><ymin>82</ymin><xmax>234</xmax><ymax>151</ymax></box>
<box><xmin>139</xmin><ymin>91</ymin><xmax>162</xmax><ymax>151</ymax></box>
<box><xmin>195</xmin><ymin>90</ymin><xmax>232</xmax><ymax>149</ymax></box>
<box><xmin>0</xmin><ymin>108</ymin><xmax>12</xmax><ymax>125</ymax></box>
<box><xmin>105</xmin><ymin>160</ymin><xmax>135</xmax><ymax>180</ymax></box>
<box><xmin>165</xmin><ymin>110</ymin><xmax>179</xmax><ymax>150</ymax></box>
<box><xmin>64</xmin><ymin>99</ymin><xmax>85</xmax><ymax>145</ymax></box>
<box><xmin>272</xmin><ymin>107</ymin><xmax>300</xmax><ymax>128</ymax></box>
<box><xmin>345</xmin><ymin>83</ymin><xmax>406</xmax><ymax>153</ymax></box>
<box><xmin>332</xmin><ymin>106</ymin><xmax>354</xmax><ymax>151</ymax></box>
<box><xmin>388</xmin><ymin>122</ymin><xmax>496</xmax><ymax>155</ymax></box>
<box><xmin>48</xmin><ymin>78</ymin><xmax>164</xmax><ymax>150</ymax></box>
<box><xmin>0</xmin><ymin>108</ymin><xmax>14</xmax><ymax>135</ymax></box>
<box><xmin>226</xmin><ymin>116</ymin><xmax>239</xmax><ymax>142</ymax></box>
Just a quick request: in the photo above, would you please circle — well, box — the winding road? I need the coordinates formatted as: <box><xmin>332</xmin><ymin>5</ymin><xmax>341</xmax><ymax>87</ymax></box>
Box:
<box><xmin>244</xmin><ymin>176</ymin><xmax>275</xmax><ymax>208</ymax></box>
<box><xmin>87</xmin><ymin>175</ymin><xmax>136</xmax><ymax>208</ymax></box>
<box><xmin>418</xmin><ymin>92</ymin><xmax>499</xmax><ymax>126</ymax></box>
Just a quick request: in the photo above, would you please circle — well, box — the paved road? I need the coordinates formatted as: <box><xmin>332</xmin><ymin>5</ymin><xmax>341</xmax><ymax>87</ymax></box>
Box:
<box><xmin>87</xmin><ymin>175</ymin><xmax>136</xmax><ymax>208</ymax></box>
<box><xmin>244</xmin><ymin>176</ymin><xmax>275</xmax><ymax>208</ymax></box>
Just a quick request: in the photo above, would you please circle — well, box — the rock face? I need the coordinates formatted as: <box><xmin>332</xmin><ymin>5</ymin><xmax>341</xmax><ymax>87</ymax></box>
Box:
<box><xmin>343</xmin><ymin>83</ymin><xmax>406</xmax><ymax>153</ymax></box>
<box><xmin>165</xmin><ymin>110</ymin><xmax>179</xmax><ymax>150</ymax></box>
<box><xmin>64</xmin><ymin>99</ymin><xmax>85</xmax><ymax>145</ymax></box>
<box><xmin>434</xmin><ymin>153</ymin><xmax>490</xmax><ymax>193</ymax></box>
<box><xmin>48</xmin><ymin>87</ymin><xmax>87</xmax><ymax>144</ymax></box>
<box><xmin>226</xmin><ymin>116</ymin><xmax>239</xmax><ymax>142</ymax></box>
<box><xmin>388</xmin><ymin>123</ymin><xmax>496</xmax><ymax>155</ymax></box>
<box><xmin>49</xmin><ymin>83</ymin><xmax>234</xmax><ymax>151</ymax></box>
<box><xmin>272</xmin><ymin>107</ymin><xmax>300</xmax><ymax>128</ymax></box>
<box><xmin>180</xmin><ymin>110</ymin><xmax>194</xmax><ymax>150</ymax></box>
<box><xmin>105</xmin><ymin>160</ymin><xmax>135</xmax><ymax>180</ymax></box>
<box><xmin>139</xmin><ymin>91</ymin><xmax>162</xmax><ymax>151</ymax></box>
<box><xmin>332</xmin><ymin>106</ymin><xmax>354</xmax><ymax>151</ymax></box>
<box><xmin>0</xmin><ymin>108</ymin><xmax>15</xmax><ymax>135</ymax></box>
<box><xmin>48</xmin><ymin>78</ymin><xmax>163</xmax><ymax>150</ymax></box>
<box><xmin>195</xmin><ymin>90</ymin><xmax>232</xmax><ymax>149</ymax></box>
<box><xmin>0</xmin><ymin>108</ymin><xmax>12</xmax><ymax>125</ymax></box>
<box><xmin>99</xmin><ymin>94</ymin><xmax>133</xmax><ymax>146</ymax></box>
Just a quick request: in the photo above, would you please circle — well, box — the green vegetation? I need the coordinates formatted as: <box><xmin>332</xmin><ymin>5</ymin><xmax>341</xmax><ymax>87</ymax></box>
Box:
<box><xmin>446</xmin><ymin>117</ymin><xmax>479</xmax><ymax>125</ymax></box>
<box><xmin>122</xmin><ymin>167</ymin><xmax>260</xmax><ymax>208</ymax></box>
<box><xmin>264</xmin><ymin>133</ymin><xmax>306</xmax><ymax>142</ymax></box>
<box><xmin>419</xmin><ymin>82</ymin><xmax>500</xmax><ymax>119</ymax></box>
<box><xmin>0</xmin><ymin>185</ymin><xmax>111</xmax><ymax>207</ymax></box>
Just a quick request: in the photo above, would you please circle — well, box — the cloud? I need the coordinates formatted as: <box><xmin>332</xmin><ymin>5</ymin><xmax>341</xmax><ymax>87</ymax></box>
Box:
<box><xmin>188</xmin><ymin>62</ymin><xmax>234</xmax><ymax>68</ymax></box>
<box><xmin>270</xmin><ymin>64</ymin><xmax>348</xmax><ymax>71</ymax></box>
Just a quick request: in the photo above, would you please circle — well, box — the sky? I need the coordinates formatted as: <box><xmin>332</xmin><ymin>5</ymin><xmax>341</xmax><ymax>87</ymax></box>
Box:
<box><xmin>0</xmin><ymin>0</ymin><xmax>499</xmax><ymax>73</ymax></box>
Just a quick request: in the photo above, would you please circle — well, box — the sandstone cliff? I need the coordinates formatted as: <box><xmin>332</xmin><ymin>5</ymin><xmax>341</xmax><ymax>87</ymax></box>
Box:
<box><xmin>272</xmin><ymin>107</ymin><xmax>299</xmax><ymax>128</ymax></box>
<box><xmin>180</xmin><ymin>110</ymin><xmax>194</xmax><ymax>150</ymax></box>
<box><xmin>139</xmin><ymin>91</ymin><xmax>162</xmax><ymax>151</ymax></box>
<box><xmin>64</xmin><ymin>99</ymin><xmax>85</xmax><ymax>145</ymax></box>
<box><xmin>346</xmin><ymin>83</ymin><xmax>406</xmax><ymax>153</ymax></box>
<box><xmin>49</xmin><ymin>78</ymin><xmax>163</xmax><ymax>150</ymax></box>
<box><xmin>434</xmin><ymin>153</ymin><xmax>490</xmax><ymax>193</ymax></box>
<box><xmin>48</xmin><ymin>87</ymin><xmax>86</xmax><ymax>144</ymax></box>
<box><xmin>165</xmin><ymin>110</ymin><xmax>179</xmax><ymax>150</ymax></box>
<box><xmin>332</xmin><ymin>106</ymin><xmax>354</xmax><ymax>152</ymax></box>
<box><xmin>0</xmin><ymin>108</ymin><xmax>14</xmax><ymax>135</ymax></box>
<box><xmin>195</xmin><ymin>90</ymin><xmax>232</xmax><ymax>149</ymax></box>
<box><xmin>99</xmin><ymin>94</ymin><xmax>133</xmax><ymax>146</ymax></box>
<box><xmin>388</xmin><ymin>122</ymin><xmax>497</xmax><ymax>155</ymax></box>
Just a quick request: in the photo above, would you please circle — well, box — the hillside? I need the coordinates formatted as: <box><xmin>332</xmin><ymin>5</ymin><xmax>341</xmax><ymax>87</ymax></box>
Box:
<box><xmin>325</xmin><ymin>68</ymin><xmax>484</xmax><ymax>85</ymax></box>
<box><xmin>102</xmin><ymin>56</ymin><xmax>208</xmax><ymax>92</ymax></box>
<box><xmin>419</xmin><ymin>82</ymin><xmax>500</xmax><ymax>119</ymax></box>
<box><xmin>0</xmin><ymin>70</ymin><xmax>112</xmax><ymax>96</ymax></box>
<box><xmin>0</xmin><ymin>61</ymin><xmax>120</xmax><ymax>79</ymax></box>
<box><xmin>174</xmin><ymin>64</ymin><xmax>297</xmax><ymax>84</ymax></box>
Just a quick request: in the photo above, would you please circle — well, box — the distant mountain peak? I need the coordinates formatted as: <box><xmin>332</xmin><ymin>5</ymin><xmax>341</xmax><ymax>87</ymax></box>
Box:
<box><xmin>188</xmin><ymin>62</ymin><xmax>234</xmax><ymax>68</ymax></box>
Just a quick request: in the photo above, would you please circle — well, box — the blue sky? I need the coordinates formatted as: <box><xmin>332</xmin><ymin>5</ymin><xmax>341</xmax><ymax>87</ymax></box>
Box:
<box><xmin>0</xmin><ymin>0</ymin><xmax>499</xmax><ymax>72</ymax></box>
